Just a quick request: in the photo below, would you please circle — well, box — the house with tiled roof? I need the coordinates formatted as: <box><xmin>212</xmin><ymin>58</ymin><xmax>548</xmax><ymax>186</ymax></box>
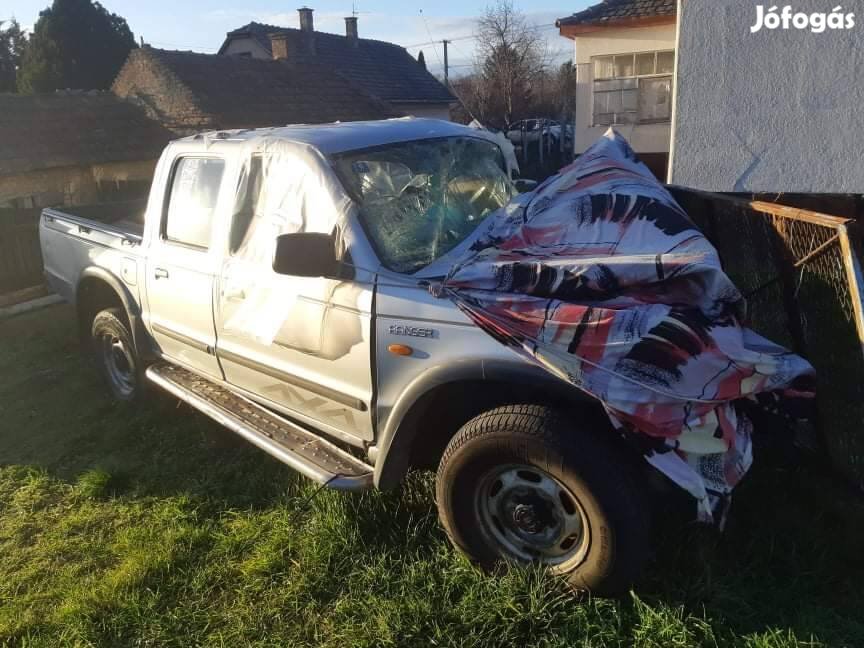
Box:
<box><xmin>112</xmin><ymin>46</ymin><xmax>399</xmax><ymax>135</ymax></box>
<box><xmin>218</xmin><ymin>8</ymin><xmax>455</xmax><ymax>120</ymax></box>
<box><xmin>557</xmin><ymin>0</ymin><xmax>678</xmax><ymax>180</ymax></box>
<box><xmin>0</xmin><ymin>91</ymin><xmax>173</xmax><ymax>208</ymax></box>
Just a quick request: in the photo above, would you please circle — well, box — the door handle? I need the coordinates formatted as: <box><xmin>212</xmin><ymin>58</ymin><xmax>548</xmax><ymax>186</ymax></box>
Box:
<box><xmin>154</xmin><ymin>268</ymin><xmax>169</xmax><ymax>280</ymax></box>
<box><xmin>223</xmin><ymin>288</ymin><xmax>246</xmax><ymax>301</ymax></box>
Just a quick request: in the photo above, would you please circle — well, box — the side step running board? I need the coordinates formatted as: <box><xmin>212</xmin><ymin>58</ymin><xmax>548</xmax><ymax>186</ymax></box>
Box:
<box><xmin>146</xmin><ymin>362</ymin><xmax>373</xmax><ymax>491</ymax></box>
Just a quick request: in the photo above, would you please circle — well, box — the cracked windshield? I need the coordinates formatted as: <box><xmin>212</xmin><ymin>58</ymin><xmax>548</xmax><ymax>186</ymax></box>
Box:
<box><xmin>334</xmin><ymin>136</ymin><xmax>514</xmax><ymax>274</ymax></box>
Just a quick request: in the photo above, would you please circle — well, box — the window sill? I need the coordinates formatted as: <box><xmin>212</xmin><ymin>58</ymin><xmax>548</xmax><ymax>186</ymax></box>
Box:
<box><xmin>590</xmin><ymin>121</ymin><xmax>671</xmax><ymax>128</ymax></box>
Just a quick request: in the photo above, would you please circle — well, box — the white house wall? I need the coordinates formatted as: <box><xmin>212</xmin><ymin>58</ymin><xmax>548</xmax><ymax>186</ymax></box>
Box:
<box><xmin>390</xmin><ymin>103</ymin><xmax>452</xmax><ymax>120</ymax></box>
<box><xmin>221</xmin><ymin>38</ymin><xmax>272</xmax><ymax>59</ymax></box>
<box><xmin>670</xmin><ymin>0</ymin><xmax>864</xmax><ymax>192</ymax></box>
<box><xmin>572</xmin><ymin>23</ymin><xmax>677</xmax><ymax>155</ymax></box>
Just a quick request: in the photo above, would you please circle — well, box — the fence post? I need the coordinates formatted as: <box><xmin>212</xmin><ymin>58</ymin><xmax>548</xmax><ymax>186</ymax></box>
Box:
<box><xmin>838</xmin><ymin>223</ymin><xmax>864</xmax><ymax>359</ymax></box>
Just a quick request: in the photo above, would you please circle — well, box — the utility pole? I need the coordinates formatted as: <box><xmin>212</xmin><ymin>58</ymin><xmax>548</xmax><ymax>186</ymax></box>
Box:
<box><xmin>442</xmin><ymin>39</ymin><xmax>450</xmax><ymax>88</ymax></box>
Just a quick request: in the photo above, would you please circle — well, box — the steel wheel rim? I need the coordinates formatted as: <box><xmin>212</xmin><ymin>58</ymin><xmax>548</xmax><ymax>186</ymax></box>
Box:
<box><xmin>474</xmin><ymin>463</ymin><xmax>590</xmax><ymax>568</ymax></box>
<box><xmin>99</xmin><ymin>334</ymin><xmax>135</xmax><ymax>398</ymax></box>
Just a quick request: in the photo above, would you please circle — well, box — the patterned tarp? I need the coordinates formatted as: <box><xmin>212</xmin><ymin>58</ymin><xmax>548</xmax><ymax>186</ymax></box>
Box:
<box><xmin>437</xmin><ymin>130</ymin><xmax>815</xmax><ymax>522</ymax></box>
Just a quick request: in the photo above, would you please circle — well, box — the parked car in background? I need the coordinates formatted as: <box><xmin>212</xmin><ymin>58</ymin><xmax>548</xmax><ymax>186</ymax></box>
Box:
<box><xmin>506</xmin><ymin>119</ymin><xmax>573</xmax><ymax>149</ymax></box>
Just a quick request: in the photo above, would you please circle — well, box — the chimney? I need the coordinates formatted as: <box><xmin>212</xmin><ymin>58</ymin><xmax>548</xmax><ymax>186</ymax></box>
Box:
<box><xmin>270</xmin><ymin>32</ymin><xmax>290</xmax><ymax>60</ymax></box>
<box><xmin>298</xmin><ymin>7</ymin><xmax>314</xmax><ymax>32</ymax></box>
<box><xmin>298</xmin><ymin>7</ymin><xmax>316</xmax><ymax>54</ymax></box>
<box><xmin>344</xmin><ymin>16</ymin><xmax>358</xmax><ymax>45</ymax></box>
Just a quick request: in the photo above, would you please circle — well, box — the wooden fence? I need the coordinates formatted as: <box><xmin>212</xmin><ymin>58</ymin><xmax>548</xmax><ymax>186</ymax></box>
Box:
<box><xmin>0</xmin><ymin>208</ymin><xmax>44</xmax><ymax>295</ymax></box>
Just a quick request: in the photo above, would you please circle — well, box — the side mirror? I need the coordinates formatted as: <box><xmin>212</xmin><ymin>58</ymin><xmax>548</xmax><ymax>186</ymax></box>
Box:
<box><xmin>273</xmin><ymin>232</ymin><xmax>341</xmax><ymax>278</ymax></box>
<box><xmin>514</xmin><ymin>178</ymin><xmax>538</xmax><ymax>194</ymax></box>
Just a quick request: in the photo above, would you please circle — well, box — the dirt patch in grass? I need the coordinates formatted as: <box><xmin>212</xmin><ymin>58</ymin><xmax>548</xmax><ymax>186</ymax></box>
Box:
<box><xmin>0</xmin><ymin>305</ymin><xmax>862</xmax><ymax>647</ymax></box>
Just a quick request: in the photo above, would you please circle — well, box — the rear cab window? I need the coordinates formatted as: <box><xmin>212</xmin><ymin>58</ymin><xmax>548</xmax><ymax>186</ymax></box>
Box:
<box><xmin>163</xmin><ymin>157</ymin><xmax>226</xmax><ymax>250</ymax></box>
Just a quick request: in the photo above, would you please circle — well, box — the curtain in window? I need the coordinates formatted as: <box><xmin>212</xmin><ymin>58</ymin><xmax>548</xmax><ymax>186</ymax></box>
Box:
<box><xmin>638</xmin><ymin>77</ymin><xmax>673</xmax><ymax>122</ymax></box>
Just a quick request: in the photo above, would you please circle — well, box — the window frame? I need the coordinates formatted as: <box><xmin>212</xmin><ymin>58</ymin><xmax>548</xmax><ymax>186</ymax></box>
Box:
<box><xmin>228</xmin><ymin>154</ymin><xmax>264</xmax><ymax>256</ymax></box>
<box><xmin>160</xmin><ymin>155</ymin><xmax>227</xmax><ymax>252</ymax></box>
<box><xmin>590</xmin><ymin>50</ymin><xmax>675</xmax><ymax>127</ymax></box>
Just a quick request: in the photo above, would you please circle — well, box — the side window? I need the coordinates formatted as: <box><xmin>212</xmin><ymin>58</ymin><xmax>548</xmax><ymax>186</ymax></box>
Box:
<box><xmin>230</xmin><ymin>156</ymin><xmax>263</xmax><ymax>254</ymax></box>
<box><xmin>164</xmin><ymin>157</ymin><xmax>225</xmax><ymax>249</ymax></box>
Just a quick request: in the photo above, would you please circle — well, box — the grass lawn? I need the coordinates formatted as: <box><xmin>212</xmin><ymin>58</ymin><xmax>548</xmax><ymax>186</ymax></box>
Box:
<box><xmin>1</xmin><ymin>305</ymin><xmax>863</xmax><ymax>647</ymax></box>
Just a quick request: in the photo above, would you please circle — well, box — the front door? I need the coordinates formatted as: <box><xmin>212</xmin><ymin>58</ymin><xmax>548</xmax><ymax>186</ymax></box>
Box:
<box><xmin>214</xmin><ymin>152</ymin><xmax>374</xmax><ymax>443</ymax></box>
<box><xmin>146</xmin><ymin>155</ymin><xmax>226</xmax><ymax>379</ymax></box>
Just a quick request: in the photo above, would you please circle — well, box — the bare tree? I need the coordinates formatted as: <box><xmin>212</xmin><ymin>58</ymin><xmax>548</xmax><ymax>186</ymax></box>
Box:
<box><xmin>473</xmin><ymin>1</ymin><xmax>546</xmax><ymax>128</ymax></box>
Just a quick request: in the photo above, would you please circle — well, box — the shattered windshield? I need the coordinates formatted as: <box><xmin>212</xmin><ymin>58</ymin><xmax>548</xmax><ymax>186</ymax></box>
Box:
<box><xmin>333</xmin><ymin>136</ymin><xmax>514</xmax><ymax>274</ymax></box>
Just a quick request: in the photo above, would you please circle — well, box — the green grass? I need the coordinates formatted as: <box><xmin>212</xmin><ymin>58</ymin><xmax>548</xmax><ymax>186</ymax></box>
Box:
<box><xmin>1</xmin><ymin>305</ymin><xmax>863</xmax><ymax>647</ymax></box>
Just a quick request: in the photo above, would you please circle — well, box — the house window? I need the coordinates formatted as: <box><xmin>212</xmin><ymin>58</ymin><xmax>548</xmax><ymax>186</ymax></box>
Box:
<box><xmin>592</xmin><ymin>50</ymin><xmax>674</xmax><ymax>126</ymax></box>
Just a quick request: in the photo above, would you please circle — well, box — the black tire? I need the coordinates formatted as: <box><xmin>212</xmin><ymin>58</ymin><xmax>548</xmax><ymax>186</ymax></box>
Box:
<box><xmin>90</xmin><ymin>307</ymin><xmax>144</xmax><ymax>402</ymax></box>
<box><xmin>435</xmin><ymin>404</ymin><xmax>651</xmax><ymax>595</ymax></box>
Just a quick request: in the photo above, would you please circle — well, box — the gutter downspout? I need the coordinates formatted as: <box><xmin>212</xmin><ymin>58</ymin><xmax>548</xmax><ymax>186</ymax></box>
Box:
<box><xmin>667</xmin><ymin>0</ymin><xmax>685</xmax><ymax>183</ymax></box>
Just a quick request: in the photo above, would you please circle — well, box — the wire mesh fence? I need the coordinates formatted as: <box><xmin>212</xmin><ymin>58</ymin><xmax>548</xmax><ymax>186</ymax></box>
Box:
<box><xmin>671</xmin><ymin>187</ymin><xmax>864</xmax><ymax>488</ymax></box>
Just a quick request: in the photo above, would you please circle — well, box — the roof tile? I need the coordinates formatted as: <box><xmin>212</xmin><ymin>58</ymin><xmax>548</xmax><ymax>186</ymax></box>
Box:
<box><xmin>121</xmin><ymin>48</ymin><xmax>401</xmax><ymax>132</ymax></box>
<box><xmin>221</xmin><ymin>23</ymin><xmax>454</xmax><ymax>104</ymax></box>
<box><xmin>0</xmin><ymin>92</ymin><xmax>172</xmax><ymax>175</ymax></box>
<box><xmin>557</xmin><ymin>0</ymin><xmax>676</xmax><ymax>27</ymax></box>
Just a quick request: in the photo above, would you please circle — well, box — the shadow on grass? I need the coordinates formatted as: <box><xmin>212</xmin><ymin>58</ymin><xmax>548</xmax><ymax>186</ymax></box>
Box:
<box><xmin>640</xmin><ymin>453</ymin><xmax>864</xmax><ymax>643</ymax></box>
<box><xmin>2</xmin><ymin>305</ymin><xmax>863</xmax><ymax>646</ymax></box>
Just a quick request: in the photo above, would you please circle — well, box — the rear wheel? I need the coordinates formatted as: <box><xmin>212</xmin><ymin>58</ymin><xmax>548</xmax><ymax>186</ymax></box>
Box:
<box><xmin>436</xmin><ymin>404</ymin><xmax>652</xmax><ymax>595</ymax></box>
<box><xmin>91</xmin><ymin>307</ymin><xmax>143</xmax><ymax>402</ymax></box>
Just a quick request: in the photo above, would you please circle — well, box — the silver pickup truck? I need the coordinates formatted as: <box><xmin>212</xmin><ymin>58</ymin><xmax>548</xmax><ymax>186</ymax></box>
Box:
<box><xmin>40</xmin><ymin>118</ymin><xmax>655</xmax><ymax>594</ymax></box>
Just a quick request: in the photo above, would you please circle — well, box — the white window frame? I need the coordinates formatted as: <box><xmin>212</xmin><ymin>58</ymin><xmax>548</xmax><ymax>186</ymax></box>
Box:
<box><xmin>591</xmin><ymin>50</ymin><xmax>674</xmax><ymax>127</ymax></box>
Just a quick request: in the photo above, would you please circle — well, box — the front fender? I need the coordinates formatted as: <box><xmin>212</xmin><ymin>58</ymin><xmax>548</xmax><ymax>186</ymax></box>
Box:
<box><xmin>373</xmin><ymin>358</ymin><xmax>590</xmax><ymax>489</ymax></box>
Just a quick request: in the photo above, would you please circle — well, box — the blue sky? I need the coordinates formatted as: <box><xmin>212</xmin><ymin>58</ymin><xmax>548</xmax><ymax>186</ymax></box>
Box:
<box><xmin>4</xmin><ymin>0</ymin><xmax>590</xmax><ymax>76</ymax></box>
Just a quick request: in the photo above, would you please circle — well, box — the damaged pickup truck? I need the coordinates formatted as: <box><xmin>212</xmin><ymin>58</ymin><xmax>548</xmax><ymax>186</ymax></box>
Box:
<box><xmin>40</xmin><ymin>118</ymin><xmax>813</xmax><ymax>594</ymax></box>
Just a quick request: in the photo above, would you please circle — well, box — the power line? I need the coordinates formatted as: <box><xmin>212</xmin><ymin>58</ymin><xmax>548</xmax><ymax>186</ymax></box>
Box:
<box><xmin>448</xmin><ymin>39</ymin><xmax>474</xmax><ymax>65</ymax></box>
<box><xmin>419</xmin><ymin>12</ymin><xmax>445</xmax><ymax>69</ymax></box>
<box><xmin>403</xmin><ymin>34</ymin><xmax>474</xmax><ymax>49</ymax></box>
<box><xmin>402</xmin><ymin>22</ymin><xmax>559</xmax><ymax>50</ymax></box>
<box><xmin>417</xmin><ymin>11</ymin><xmax>479</xmax><ymax>122</ymax></box>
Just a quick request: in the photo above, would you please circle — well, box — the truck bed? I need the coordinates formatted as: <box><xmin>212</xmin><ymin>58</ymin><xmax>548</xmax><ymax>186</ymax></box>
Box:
<box><xmin>51</xmin><ymin>199</ymin><xmax>146</xmax><ymax>239</ymax></box>
<box><xmin>40</xmin><ymin>200</ymin><xmax>147</xmax><ymax>306</ymax></box>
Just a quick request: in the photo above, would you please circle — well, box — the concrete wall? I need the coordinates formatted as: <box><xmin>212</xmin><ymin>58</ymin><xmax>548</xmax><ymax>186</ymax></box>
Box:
<box><xmin>0</xmin><ymin>160</ymin><xmax>157</xmax><ymax>209</ymax></box>
<box><xmin>670</xmin><ymin>0</ymin><xmax>864</xmax><ymax>192</ymax></box>
<box><xmin>572</xmin><ymin>23</ymin><xmax>677</xmax><ymax>155</ymax></box>
<box><xmin>390</xmin><ymin>103</ymin><xmax>451</xmax><ymax>120</ymax></box>
<box><xmin>221</xmin><ymin>38</ymin><xmax>272</xmax><ymax>59</ymax></box>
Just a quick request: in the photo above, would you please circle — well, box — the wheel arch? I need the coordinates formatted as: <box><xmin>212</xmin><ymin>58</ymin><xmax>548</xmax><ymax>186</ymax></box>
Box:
<box><xmin>373</xmin><ymin>360</ymin><xmax>608</xmax><ymax>490</ymax></box>
<box><xmin>76</xmin><ymin>267</ymin><xmax>155</xmax><ymax>361</ymax></box>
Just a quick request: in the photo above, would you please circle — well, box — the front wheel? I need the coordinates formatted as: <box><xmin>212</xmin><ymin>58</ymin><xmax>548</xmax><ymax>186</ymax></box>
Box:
<box><xmin>91</xmin><ymin>307</ymin><xmax>144</xmax><ymax>402</ymax></box>
<box><xmin>435</xmin><ymin>404</ymin><xmax>652</xmax><ymax>595</ymax></box>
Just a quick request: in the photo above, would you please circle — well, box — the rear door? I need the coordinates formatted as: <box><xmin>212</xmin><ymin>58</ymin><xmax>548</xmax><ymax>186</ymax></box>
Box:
<box><xmin>145</xmin><ymin>155</ymin><xmax>226</xmax><ymax>379</ymax></box>
<box><xmin>214</xmin><ymin>152</ymin><xmax>375</xmax><ymax>443</ymax></box>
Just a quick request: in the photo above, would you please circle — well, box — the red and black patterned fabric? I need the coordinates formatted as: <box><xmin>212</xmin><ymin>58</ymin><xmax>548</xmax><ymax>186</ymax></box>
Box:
<box><xmin>439</xmin><ymin>130</ymin><xmax>815</xmax><ymax>522</ymax></box>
